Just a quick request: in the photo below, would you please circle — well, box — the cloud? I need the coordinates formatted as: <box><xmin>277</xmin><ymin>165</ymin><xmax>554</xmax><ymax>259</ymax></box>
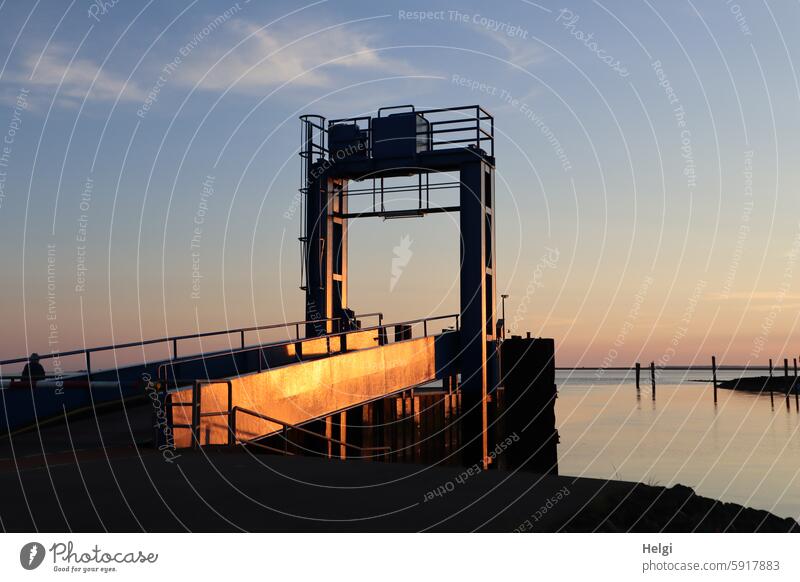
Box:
<box><xmin>174</xmin><ymin>20</ymin><xmax>421</xmax><ymax>93</ymax></box>
<box><xmin>15</xmin><ymin>44</ymin><xmax>147</xmax><ymax>104</ymax></box>
<box><xmin>705</xmin><ymin>291</ymin><xmax>800</xmax><ymax>301</ymax></box>
<box><xmin>471</xmin><ymin>22</ymin><xmax>548</xmax><ymax>69</ymax></box>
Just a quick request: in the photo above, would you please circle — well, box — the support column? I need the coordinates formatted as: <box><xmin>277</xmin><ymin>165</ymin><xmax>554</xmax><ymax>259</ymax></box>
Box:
<box><xmin>305</xmin><ymin>169</ymin><xmax>348</xmax><ymax>336</ymax></box>
<box><xmin>459</xmin><ymin>158</ymin><xmax>496</xmax><ymax>469</ymax></box>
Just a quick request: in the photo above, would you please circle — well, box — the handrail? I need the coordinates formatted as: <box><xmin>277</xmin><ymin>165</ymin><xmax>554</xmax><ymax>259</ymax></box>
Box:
<box><xmin>230</xmin><ymin>406</ymin><xmax>391</xmax><ymax>456</ymax></box>
<box><xmin>163</xmin><ymin>379</ymin><xmax>233</xmax><ymax>449</ymax></box>
<box><xmin>166</xmin><ymin>378</ymin><xmax>391</xmax><ymax>458</ymax></box>
<box><xmin>157</xmin><ymin>313</ymin><xmax>459</xmax><ymax>385</ymax></box>
<box><xmin>377</xmin><ymin>104</ymin><xmax>415</xmax><ymax>117</ymax></box>
<box><xmin>0</xmin><ymin>312</ymin><xmax>383</xmax><ymax>376</ymax></box>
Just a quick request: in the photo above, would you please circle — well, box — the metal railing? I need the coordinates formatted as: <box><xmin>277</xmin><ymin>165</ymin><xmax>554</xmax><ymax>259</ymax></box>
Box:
<box><xmin>327</xmin><ymin>104</ymin><xmax>495</xmax><ymax>158</ymax></box>
<box><xmin>0</xmin><ymin>313</ymin><xmax>383</xmax><ymax>377</ymax></box>
<box><xmin>167</xmin><ymin>379</ymin><xmax>233</xmax><ymax>448</ymax></box>
<box><xmin>422</xmin><ymin>105</ymin><xmax>494</xmax><ymax>156</ymax></box>
<box><xmin>156</xmin><ymin>313</ymin><xmax>459</xmax><ymax>387</ymax></box>
<box><xmin>230</xmin><ymin>406</ymin><xmax>392</xmax><ymax>459</ymax></box>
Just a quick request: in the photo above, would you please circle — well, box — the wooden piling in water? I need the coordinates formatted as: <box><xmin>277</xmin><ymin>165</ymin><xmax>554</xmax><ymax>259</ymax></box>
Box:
<box><xmin>712</xmin><ymin>356</ymin><xmax>718</xmax><ymax>403</ymax></box>
<box><xmin>635</xmin><ymin>362</ymin><xmax>641</xmax><ymax>391</ymax></box>
<box><xmin>650</xmin><ymin>362</ymin><xmax>656</xmax><ymax>400</ymax></box>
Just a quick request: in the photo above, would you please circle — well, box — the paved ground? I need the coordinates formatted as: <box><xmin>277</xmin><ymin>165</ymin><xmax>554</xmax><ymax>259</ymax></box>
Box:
<box><xmin>0</xmin><ymin>403</ymin><xmax>796</xmax><ymax>532</ymax></box>
<box><xmin>0</xmin><ymin>446</ymin><xmax>608</xmax><ymax>531</ymax></box>
<box><xmin>0</xmin><ymin>400</ymin><xmax>152</xmax><ymax>473</ymax></box>
<box><xmin>0</xmin><ymin>447</ymin><xmax>795</xmax><ymax>532</ymax></box>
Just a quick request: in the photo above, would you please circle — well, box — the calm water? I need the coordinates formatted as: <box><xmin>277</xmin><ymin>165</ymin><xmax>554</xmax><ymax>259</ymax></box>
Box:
<box><xmin>556</xmin><ymin>369</ymin><xmax>800</xmax><ymax>519</ymax></box>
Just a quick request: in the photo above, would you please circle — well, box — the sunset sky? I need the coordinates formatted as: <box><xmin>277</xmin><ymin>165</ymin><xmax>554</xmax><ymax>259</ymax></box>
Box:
<box><xmin>1</xmin><ymin>0</ymin><xmax>799</xmax><ymax>369</ymax></box>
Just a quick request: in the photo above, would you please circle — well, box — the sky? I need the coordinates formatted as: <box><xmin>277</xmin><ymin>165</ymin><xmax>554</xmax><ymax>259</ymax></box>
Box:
<box><xmin>1</xmin><ymin>0</ymin><xmax>799</xmax><ymax>370</ymax></box>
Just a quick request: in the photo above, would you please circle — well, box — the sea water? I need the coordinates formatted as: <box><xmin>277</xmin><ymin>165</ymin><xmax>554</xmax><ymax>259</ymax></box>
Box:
<box><xmin>556</xmin><ymin>368</ymin><xmax>800</xmax><ymax>519</ymax></box>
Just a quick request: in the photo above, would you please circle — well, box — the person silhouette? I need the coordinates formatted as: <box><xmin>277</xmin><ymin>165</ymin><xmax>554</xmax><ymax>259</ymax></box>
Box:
<box><xmin>21</xmin><ymin>353</ymin><xmax>46</xmax><ymax>386</ymax></box>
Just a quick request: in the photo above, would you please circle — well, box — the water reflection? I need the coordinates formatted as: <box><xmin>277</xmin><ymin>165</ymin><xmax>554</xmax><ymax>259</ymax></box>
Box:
<box><xmin>556</xmin><ymin>369</ymin><xmax>800</xmax><ymax>519</ymax></box>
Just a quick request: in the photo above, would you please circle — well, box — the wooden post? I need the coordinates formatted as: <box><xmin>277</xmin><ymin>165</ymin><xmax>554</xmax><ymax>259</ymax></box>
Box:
<box><xmin>635</xmin><ymin>362</ymin><xmax>641</xmax><ymax>391</ymax></box>
<box><xmin>769</xmin><ymin>358</ymin><xmax>773</xmax><ymax>378</ymax></box>
<box><xmin>325</xmin><ymin>416</ymin><xmax>333</xmax><ymax>459</ymax></box>
<box><xmin>410</xmin><ymin>388</ymin><xmax>419</xmax><ymax>462</ymax></box>
<box><xmin>712</xmin><ymin>356</ymin><xmax>718</xmax><ymax>404</ymax></box>
<box><xmin>650</xmin><ymin>362</ymin><xmax>656</xmax><ymax>400</ymax></box>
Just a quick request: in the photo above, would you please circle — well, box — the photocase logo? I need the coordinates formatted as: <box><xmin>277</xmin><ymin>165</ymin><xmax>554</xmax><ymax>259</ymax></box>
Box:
<box><xmin>19</xmin><ymin>542</ymin><xmax>45</xmax><ymax>570</ymax></box>
<box><xmin>390</xmin><ymin>234</ymin><xmax>413</xmax><ymax>291</ymax></box>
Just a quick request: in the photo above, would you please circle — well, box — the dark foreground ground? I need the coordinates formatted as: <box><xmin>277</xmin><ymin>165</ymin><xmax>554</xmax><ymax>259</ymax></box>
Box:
<box><xmin>0</xmin><ymin>402</ymin><xmax>796</xmax><ymax>532</ymax></box>
<box><xmin>0</xmin><ymin>448</ymin><xmax>796</xmax><ymax>532</ymax></box>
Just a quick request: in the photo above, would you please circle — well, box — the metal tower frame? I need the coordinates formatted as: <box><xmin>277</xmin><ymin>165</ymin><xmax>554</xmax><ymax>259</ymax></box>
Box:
<box><xmin>299</xmin><ymin>104</ymin><xmax>497</xmax><ymax>467</ymax></box>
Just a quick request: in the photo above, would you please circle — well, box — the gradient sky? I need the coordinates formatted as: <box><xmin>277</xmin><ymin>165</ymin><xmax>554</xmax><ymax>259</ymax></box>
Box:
<box><xmin>1</xmin><ymin>0</ymin><xmax>799</xmax><ymax>369</ymax></box>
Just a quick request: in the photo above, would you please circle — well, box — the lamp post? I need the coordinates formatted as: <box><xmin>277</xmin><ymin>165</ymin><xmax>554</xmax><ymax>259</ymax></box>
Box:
<box><xmin>500</xmin><ymin>293</ymin><xmax>509</xmax><ymax>339</ymax></box>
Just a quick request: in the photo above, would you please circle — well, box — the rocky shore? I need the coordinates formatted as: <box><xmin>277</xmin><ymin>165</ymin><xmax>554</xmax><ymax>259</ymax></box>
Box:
<box><xmin>564</xmin><ymin>482</ymin><xmax>797</xmax><ymax>532</ymax></box>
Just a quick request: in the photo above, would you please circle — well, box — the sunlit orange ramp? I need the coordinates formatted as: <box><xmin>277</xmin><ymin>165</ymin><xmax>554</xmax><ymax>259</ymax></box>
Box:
<box><xmin>169</xmin><ymin>332</ymin><xmax>458</xmax><ymax>448</ymax></box>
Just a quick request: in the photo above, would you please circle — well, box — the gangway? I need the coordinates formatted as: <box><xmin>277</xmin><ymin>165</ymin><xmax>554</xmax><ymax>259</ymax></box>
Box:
<box><xmin>0</xmin><ymin>312</ymin><xmax>383</xmax><ymax>433</ymax></box>
<box><xmin>160</xmin><ymin>314</ymin><xmax>461</xmax><ymax>449</ymax></box>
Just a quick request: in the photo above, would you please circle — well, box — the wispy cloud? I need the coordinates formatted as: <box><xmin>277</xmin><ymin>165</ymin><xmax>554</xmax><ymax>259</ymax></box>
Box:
<box><xmin>174</xmin><ymin>19</ymin><xmax>421</xmax><ymax>93</ymax></box>
<box><xmin>11</xmin><ymin>44</ymin><xmax>147</xmax><ymax>105</ymax></box>
<box><xmin>472</xmin><ymin>23</ymin><xmax>547</xmax><ymax>69</ymax></box>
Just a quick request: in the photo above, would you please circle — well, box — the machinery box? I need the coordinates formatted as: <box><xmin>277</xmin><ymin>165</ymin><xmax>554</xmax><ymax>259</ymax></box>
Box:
<box><xmin>328</xmin><ymin>123</ymin><xmax>369</xmax><ymax>161</ymax></box>
<box><xmin>371</xmin><ymin>112</ymin><xmax>430</xmax><ymax>159</ymax></box>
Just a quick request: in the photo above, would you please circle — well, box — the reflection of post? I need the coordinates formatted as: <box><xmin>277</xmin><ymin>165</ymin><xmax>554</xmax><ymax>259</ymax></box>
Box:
<box><xmin>769</xmin><ymin>378</ymin><xmax>774</xmax><ymax>408</ymax></box>
<box><xmin>635</xmin><ymin>362</ymin><xmax>641</xmax><ymax>391</ymax></box>
<box><xmin>712</xmin><ymin>356</ymin><xmax>718</xmax><ymax>404</ymax></box>
<box><xmin>785</xmin><ymin>359</ymin><xmax>791</xmax><ymax>408</ymax></box>
<box><xmin>769</xmin><ymin>359</ymin><xmax>774</xmax><ymax>403</ymax></box>
<box><xmin>650</xmin><ymin>362</ymin><xmax>656</xmax><ymax>400</ymax></box>
<box><xmin>795</xmin><ymin>357</ymin><xmax>800</xmax><ymax>411</ymax></box>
